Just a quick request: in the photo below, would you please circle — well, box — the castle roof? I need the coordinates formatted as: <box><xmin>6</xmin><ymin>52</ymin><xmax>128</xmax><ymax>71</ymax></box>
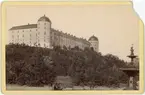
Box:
<box><xmin>88</xmin><ymin>35</ymin><xmax>98</xmax><ymax>41</ymax></box>
<box><xmin>9</xmin><ymin>24</ymin><xmax>37</xmax><ymax>30</ymax></box>
<box><xmin>38</xmin><ymin>15</ymin><xmax>51</xmax><ymax>23</ymax></box>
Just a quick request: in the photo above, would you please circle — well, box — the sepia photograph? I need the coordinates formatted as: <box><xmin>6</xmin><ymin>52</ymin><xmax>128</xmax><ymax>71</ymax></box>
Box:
<box><xmin>1</xmin><ymin>1</ymin><xmax>144</xmax><ymax>93</ymax></box>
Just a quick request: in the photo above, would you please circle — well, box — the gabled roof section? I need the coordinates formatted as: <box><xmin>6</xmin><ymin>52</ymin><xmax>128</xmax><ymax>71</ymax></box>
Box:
<box><xmin>9</xmin><ymin>24</ymin><xmax>37</xmax><ymax>30</ymax></box>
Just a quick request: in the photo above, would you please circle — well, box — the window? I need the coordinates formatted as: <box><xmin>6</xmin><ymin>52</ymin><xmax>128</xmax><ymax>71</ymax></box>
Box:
<box><xmin>44</xmin><ymin>27</ymin><xmax>46</xmax><ymax>29</ymax></box>
<box><xmin>44</xmin><ymin>23</ymin><xmax>46</xmax><ymax>25</ymax></box>
<box><xmin>44</xmin><ymin>32</ymin><xmax>46</xmax><ymax>35</ymax></box>
<box><xmin>17</xmin><ymin>35</ymin><xmax>19</xmax><ymax>41</ymax></box>
<box><xmin>23</xmin><ymin>34</ymin><xmax>24</xmax><ymax>37</ymax></box>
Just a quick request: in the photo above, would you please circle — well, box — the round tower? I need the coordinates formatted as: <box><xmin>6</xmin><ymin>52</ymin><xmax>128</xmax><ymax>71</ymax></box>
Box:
<box><xmin>37</xmin><ymin>15</ymin><xmax>52</xmax><ymax>48</ymax></box>
<box><xmin>88</xmin><ymin>35</ymin><xmax>99</xmax><ymax>52</ymax></box>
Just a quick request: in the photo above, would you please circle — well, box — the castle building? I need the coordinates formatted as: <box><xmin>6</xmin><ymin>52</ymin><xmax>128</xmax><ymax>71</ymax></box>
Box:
<box><xmin>8</xmin><ymin>15</ymin><xmax>99</xmax><ymax>52</ymax></box>
<box><xmin>88</xmin><ymin>35</ymin><xmax>99</xmax><ymax>52</ymax></box>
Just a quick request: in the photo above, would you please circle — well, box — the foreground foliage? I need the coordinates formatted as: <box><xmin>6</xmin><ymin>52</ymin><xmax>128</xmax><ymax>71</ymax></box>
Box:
<box><xmin>6</xmin><ymin>44</ymin><xmax>128</xmax><ymax>87</ymax></box>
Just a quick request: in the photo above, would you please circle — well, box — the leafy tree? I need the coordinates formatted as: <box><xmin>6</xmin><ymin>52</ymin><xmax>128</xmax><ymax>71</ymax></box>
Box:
<box><xmin>6</xmin><ymin>44</ymin><xmax>128</xmax><ymax>87</ymax></box>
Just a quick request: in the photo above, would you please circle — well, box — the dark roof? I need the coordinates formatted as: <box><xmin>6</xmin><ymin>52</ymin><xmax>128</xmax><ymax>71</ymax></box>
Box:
<box><xmin>9</xmin><ymin>24</ymin><xmax>37</xmax><ymax>30</ymax></box>
<box><xmin>38</xmin><ymin>15</ymin><xmax>51</xmax><ymax>23</ymax></box>
<box><xmin>88</xmin><ymin>35</ymin><xmax>98</xmax><ymax>41</ymax></box>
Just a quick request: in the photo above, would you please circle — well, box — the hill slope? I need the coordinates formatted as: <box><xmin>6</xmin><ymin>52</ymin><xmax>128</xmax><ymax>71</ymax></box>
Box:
<box><xmin>6</xmin><ymin>44</ymin><xmax>128</xmax><ymax>87</ymax></box>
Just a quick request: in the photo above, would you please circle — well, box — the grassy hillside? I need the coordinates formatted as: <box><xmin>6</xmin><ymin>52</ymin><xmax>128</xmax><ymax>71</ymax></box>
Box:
<box><xmin>6</xmin><ymin>44</ymin><xmax>128</xmax><ymax>87</ymax></box>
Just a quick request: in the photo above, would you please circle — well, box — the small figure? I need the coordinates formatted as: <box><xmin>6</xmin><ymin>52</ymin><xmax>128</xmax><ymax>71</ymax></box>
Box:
<box><xmin>130</xmin><ymin>44</ymin><xmax>134</xmax><ymax>55</ymax></box>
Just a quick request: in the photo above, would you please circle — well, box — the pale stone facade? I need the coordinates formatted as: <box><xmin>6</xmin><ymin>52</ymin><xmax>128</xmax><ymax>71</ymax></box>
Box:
<box><xmin>8</xmin><ymin>15</ymin><xmax>99</xmax><ymax>52</ymax></box>
<box><xmin>88</xmin><ymin>35</ymin><xmax>99</xmax><ymax>52</ymax></box>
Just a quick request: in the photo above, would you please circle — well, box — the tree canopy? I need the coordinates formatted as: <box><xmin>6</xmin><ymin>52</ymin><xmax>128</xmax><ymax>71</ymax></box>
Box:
<box><xmin>6</xmin><ymin>44</ymin><xmax>128</xmax><ymax>87</ymax></box>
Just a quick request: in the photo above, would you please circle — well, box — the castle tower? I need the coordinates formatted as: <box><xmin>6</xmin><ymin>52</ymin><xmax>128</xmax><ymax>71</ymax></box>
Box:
<box><xmin>88</xmin><ymin>35</ymin><xmax>99</xmax><ymax>52</ymax></box>
<box><xmin>37</xmin><ymin>15</ymin><xmax>52</xmax><ymax>48</ymax></box>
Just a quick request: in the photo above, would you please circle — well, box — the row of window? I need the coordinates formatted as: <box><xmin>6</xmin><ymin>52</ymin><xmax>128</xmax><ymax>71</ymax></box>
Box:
<box><xmin>11</xmin><ymin>39</ymin><xmax>90</xmax><ymax>50</ymax></box>
<box><xmin>52</xmin><ymin>34</ymin><xmax>88</xmax><ymax>44</ymax></box>
<box><xmin>37</xmin><ymin>22</ymin><xmax>49</xmax><ymax>29</ymax></box>
<box><xmin>38</xmin><ymin>22</ymin><xmax>50</xmax><ymax>25</ymax></box>
<box><xmin>52</xmin><ymin>37</ymin><xmax>87</xmax><ymax>45</ymax></box>
<box><xmin>11</xmin><ymin>41</ymin><xmax>49</xmax><ymax>48</ymax></box>
<box><xmin>37</xmin><ymin>26</ymin><xmax>48</xmax><ymax>29</ymax></box>
<box><xmin>12</xmin><ymin>34</ymin><xmax>88</xmax><ymax>45</ymax></box>
<box><xmin>11</xmin><ymin>29</ymin><xmax>38</xmax><ymax>33</ymax></box>
<box><xmin>11</xmin><ymin>38</ymin><xmax>88</xmax><ymax>48</ymax></box>
<box><xmin>11</xmin><ymin>39</ymin><xmax>50</xmax><ymax>45</ymax></box>
<box><xmin>11</xmin><ymin>31</ymin><xmax>88</xmax><ymax>45</ymax></box>
<box><xmin>11</xmin><ymin>32</ymin><xmax>48</xmax><ymax>38</ymax></box>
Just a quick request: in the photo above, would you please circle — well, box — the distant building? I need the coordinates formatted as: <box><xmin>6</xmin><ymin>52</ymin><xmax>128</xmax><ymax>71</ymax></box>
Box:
<box><xmin>8</xmin><ymin>15</ymin><xmax>99</xmax><ymax>52</ymax></box>
<box><xmin>88</xmin><ymin>35</ymin><xmax>99</xmax><ymax>52</ymax></box>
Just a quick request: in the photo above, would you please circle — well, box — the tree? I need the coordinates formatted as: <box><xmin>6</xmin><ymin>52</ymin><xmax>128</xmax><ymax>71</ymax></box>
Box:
<box><xmin>6</xmin><ymin>44</ymin><xmax>128</xmax><ymax>87</ymax></box>
<box><xmin>63</xmin><ymin>45</ymin><xmax>67</xmax><ymax>50</ymax></box>
<box><xmin>53</xmin><ymin>45</ymin><xmax>61</xmax><ymax>51</ymax></box>
<box><xmin>90</xmin><ymin>47</ymin><xmax>94</xmax><ymax>51</ymax></box>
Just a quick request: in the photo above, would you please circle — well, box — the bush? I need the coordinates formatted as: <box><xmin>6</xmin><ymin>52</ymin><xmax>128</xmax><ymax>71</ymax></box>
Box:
<box><xmin>6</xmin><ymin>44</ymin><xmax>128</xmax><ymax>87</ymax></box>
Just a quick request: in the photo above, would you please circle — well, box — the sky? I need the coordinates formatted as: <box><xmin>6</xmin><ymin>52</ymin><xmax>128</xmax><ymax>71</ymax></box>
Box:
<box><xmin>6</xmin><ymin>3</ymin><xmax>140</xmax><ymax>62</ymax></box>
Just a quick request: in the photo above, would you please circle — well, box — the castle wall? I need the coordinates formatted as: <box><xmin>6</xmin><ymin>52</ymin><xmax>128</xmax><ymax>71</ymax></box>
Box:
<box><xmin>9</xmin><ymin>28</ymin><xmax>37</xmax><ymax>46</ymax></box>
<box><xmin>8</xmin><ymin>16</ymin><xmax>95</xmax><ymax>51</ymax></box>
<box><xmin>89</xmin><ymin>40</ymin><xmax>99</xmax><ymax>52</ymax></box>
<box><xmin>50</xmin><ymin>29</ymin><xmax>90</xmax><ymax>50</ymax></box>
<box><xmin>9</xmin><ymin>26</ymin><xmax>90</xmax><ymax>50</ymax></box>
<box><xmin>30</xmin><ymin>28</ymin><xmax>37</xmax><ymax>46</ymax></box>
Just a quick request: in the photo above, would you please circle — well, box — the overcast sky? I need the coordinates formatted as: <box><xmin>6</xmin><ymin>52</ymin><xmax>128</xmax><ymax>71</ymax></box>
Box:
<box><xmin>6</xmin><ymin>4</ymin><xmax>140</xmax><ymax>62</ymax></box>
